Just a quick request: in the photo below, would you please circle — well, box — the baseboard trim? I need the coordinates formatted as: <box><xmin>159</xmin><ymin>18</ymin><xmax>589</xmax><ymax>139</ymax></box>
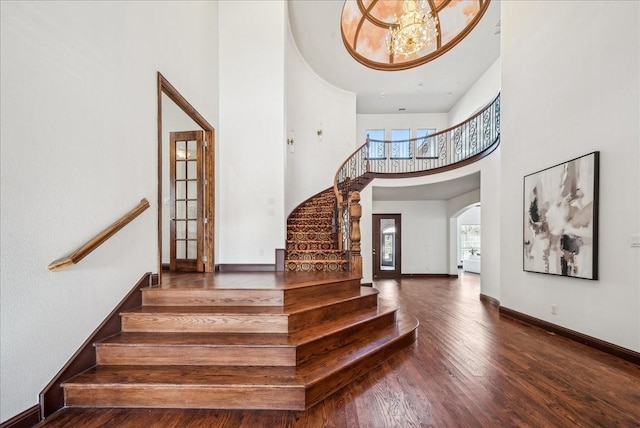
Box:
<box><xmin>361</xmin><ymin>282</ymin><xmax>373</xmax><ymax>287</ymax></box>
<box><xmin>0</xmin><ymin>405</ymin><xmax>40</xmax><ymax>428</ymax></box>
<box><xmin>401</xmin><ymin>273</ymin><xmax>450</xmax><ymax>278</ymax></box>
<box><xmin>479</xmin><ymin>293</ymin><xmax>500</xmax><ymax>307</ymax></box>
<box><xmin>39</xmin><ymin>272</ymin><xmax>153</xmax><ymax>419</ymax></box>
<box><xmin>499</xmin><ymin>306</ymin><xmax>640</xmax><ymax>366</ymax></box>
<box><xmin>217</xmin><ymin>264</ymin><xmax>276</xmax><ymax>272</ymax></box>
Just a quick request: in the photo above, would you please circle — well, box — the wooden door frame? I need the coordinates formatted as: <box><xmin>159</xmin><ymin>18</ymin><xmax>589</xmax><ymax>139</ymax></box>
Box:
<box><xmin>157</xmin><ymin>72</ymin><xmax>214</xmax><ymax>282</ymax></box>
<box><xmin>372</xmin><ymin>214</ymin><xmax>402</xmax><ymax>279</ymax></box>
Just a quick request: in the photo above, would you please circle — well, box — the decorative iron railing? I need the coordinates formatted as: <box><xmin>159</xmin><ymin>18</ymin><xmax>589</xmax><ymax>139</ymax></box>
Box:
<box><xmin>333</xmin><ymin>93</ymin><xmax>500</xmax><ymax>253</ymax></box>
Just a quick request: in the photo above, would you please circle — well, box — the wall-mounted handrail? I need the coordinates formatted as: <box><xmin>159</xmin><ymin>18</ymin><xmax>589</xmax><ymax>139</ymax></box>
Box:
<box><xmin>47</xmin><ymin>198</ymin><xmax>150</xmax><ymax>271</ymax></box>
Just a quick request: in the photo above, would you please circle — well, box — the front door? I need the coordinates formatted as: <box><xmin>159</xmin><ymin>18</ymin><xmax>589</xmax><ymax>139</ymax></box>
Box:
<box><xmin>373</xmin><ymin>214</ymin><xmax>402</xmax><ymax>279</ymax></box>
<box><xmin>169</xmin><ymin>130</ymin><xmax>204</xmax><ymax>272</ymax></box>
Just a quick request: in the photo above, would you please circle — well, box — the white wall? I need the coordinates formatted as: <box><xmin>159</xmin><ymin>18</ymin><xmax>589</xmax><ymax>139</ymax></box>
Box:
<box><xmin>218</xmin><ymin>1</ymin><xmax>285</xmax><ymax>264</ymax></box>
<box><xmin>373</xmin><ymin>200</ymin><xmax>449</xmax><ymax>274</ymax></box>
<box><xmin>448</xmin><ymin>57</ymin><xmax>501</xmax><ymax>126</ymax></box>
<box><xmin>479</xmin><ymin>146</ymin><xmax>501</xmax><ymax>299</ymax></box>
<box><xmin>501</xmin><ymin>1</ymin><xmax>639</xmax><ymax>351</ymax></box>
<box><xmin>0</xmin><ymin>1</ymin><xmax>219</xmax><ymax>421</ymax></box>
<box><xmin>285</xmin><ymin>17</ymin><xmax>357</xmax><ymax>215</ymax></box>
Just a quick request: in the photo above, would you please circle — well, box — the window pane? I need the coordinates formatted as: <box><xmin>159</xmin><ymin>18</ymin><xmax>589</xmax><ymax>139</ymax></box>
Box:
<box><xmin>366</xmin><ymin>129</ymin><xmax>385</xmax><ymax>159</ymax></box>
<box><xmin>390</xmin><ymin>129</ymin><xmax>410</xmax><ymax>159</ymax></box>
<box><xmin>380</xmin><ymin>218</ymin><xmax>396</xmax><ymax>270</ymax></box>
<box><xmin>417</xmin><ymin>128</ymin><xmax>437</xmax><ymax>158</ymax></box>
<box><xmin>461</xmin><ymin>224</ymin><xmax>481</xmax><ymax>259</ymax></box>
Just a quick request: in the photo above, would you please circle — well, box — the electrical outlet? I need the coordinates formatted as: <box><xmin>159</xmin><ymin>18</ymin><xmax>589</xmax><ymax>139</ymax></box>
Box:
<box><xmin>551</xmin><ymin>304</ymin><xmax>558</xmax><ymax>315</ymax></box>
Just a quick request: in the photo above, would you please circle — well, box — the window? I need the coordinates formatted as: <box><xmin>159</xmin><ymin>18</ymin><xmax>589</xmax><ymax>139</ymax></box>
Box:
<box><xmin>366</xmin><ymin>129</ymin><xmax>385</xmax><ymax>159</ymax></box>
<box><xmin>390</xmin><ymin>129</ymin><xmax>411</xmax><ymax>159</ymax></box>
<box><xmin>416</xmin><ymin>128</ymin><xmax>437</xmax><ymax>158</ymax></box>
<box><xmin>461</xmin><ymin>224</ymin><xmax>481</xmax><ymax>260</ymax></box>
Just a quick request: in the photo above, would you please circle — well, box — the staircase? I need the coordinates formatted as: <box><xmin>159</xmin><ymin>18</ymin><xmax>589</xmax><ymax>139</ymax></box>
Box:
<box><xmin>60</xmin><ymin>272</ymin><xmax>418</xmax><ymax>411</ymax></box>
<box><xmin>285</xmin><ymin>188</ymin><xmax>348</xmax><ymax>273</ymax></box>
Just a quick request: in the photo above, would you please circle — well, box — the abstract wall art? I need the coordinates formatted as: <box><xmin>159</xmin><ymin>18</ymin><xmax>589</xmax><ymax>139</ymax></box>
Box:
<box><xmin>523</xmin><ymin>152</ymin><xmax>599</xmax><ymax>280</ymax></box>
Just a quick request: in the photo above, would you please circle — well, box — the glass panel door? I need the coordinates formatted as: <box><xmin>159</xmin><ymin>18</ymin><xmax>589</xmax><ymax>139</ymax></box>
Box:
<box><xmin>170</xmin><ymin>130</ymin><xmax>204</xmax><ymax>272</ymax></box>
<box><xmin>373</xmin><ymin>214</ymin><xmax>402</xmax><ymax>278</ymax></box>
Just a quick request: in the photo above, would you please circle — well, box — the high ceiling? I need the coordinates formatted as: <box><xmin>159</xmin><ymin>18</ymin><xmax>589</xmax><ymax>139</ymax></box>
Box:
<box><xmin>288</xmin><ymin>0</ymin><xmax>501</xmax><ymax>115</ymax></box>
<box><xmin>287</xmin><ymin>1</ymin><xmax>499</xmax><ymax>201</ymax></box>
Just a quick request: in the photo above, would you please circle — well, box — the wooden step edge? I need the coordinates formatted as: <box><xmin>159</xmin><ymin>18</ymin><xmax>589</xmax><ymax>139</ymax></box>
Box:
<box><xmin>95</xmin><ymin>343</ymin><xmax>297</xmax><ymax>367</ymax></box>
<box><xmin>301</xmin><ymin>312</ymin><xmax>419</xmax><ymax>383</ymax></box>
<box><xmin>285</xmin><ymin>287</ymin><xmax>378</xmax><ymax>316</ymax></box>
<box><xmin>302</xmin><ymin>314</ymin><xmax>419</xmax><ymax>409</ymax></box>
<box><xmin>295</xmin><ymin>307</ymin><xmax>398</xmax><ymax>366</ymax></box>
<box><xmin>291</xmin><ymin>299</ymin><xmax>398</xmax><ymax>347</ymax></box>
<box><xmin>63</xmin><ymin>384</ymin><xmax>307</xmax><ymax>411</ymax></box>
<box><xmin>142</xmin><ymin>288</ymin><xmax>284</xmax><ymax>307</ymax></box>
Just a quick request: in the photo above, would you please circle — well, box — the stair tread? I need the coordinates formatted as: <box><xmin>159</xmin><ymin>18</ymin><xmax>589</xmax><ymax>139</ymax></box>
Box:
<box><xmin>67</xmin><ymin>313</ymin><xmax>417</xmax><ymax>388</ymax></box>
<box><xmin>99</xmin><ymin>299</ymin><xmax>398</xmax><ymax>348</ymax></box>
<box><xmin>125</xmin><ymin>287</ymin><xmax>378</xmax><ymax>316</ymax></box>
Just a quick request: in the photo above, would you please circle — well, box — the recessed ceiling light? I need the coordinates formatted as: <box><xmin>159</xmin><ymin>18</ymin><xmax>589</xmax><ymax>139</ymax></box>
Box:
<box><xmin>380</xmin><ymin>92</ymin><xmax>386</xmax><ymax>98</ymax></box>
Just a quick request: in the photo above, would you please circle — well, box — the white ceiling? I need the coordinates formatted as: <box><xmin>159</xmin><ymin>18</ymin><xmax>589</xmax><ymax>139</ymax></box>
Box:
<box><xmin>287</xmin><ymin>0</ymin><xmax>501</xmax><ymax>115</ymax></box>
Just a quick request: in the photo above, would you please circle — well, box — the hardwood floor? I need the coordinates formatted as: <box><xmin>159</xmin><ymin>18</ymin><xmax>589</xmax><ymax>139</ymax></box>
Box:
<box><xmin>36</xmin><ymin>273</ymin><xmax>640</xmax><ymax>427</ymax></box>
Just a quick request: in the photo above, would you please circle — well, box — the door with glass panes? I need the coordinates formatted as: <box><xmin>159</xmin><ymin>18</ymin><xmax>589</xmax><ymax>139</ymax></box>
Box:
<box><xmin>169</xmin><ymin>130</ymin><xmax>204</xmax><ymax>272</ymax></box>
<box><xmin>373</xmin><ymin>214</ymin><xmax>402</xmax><ymax>279</ymax></box>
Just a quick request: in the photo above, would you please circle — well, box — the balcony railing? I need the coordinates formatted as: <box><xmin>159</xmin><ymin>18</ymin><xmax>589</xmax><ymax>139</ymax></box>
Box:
<box><xmin>333</xmin><ymin>93</ymin><xmax>500</xmax><ymax>254</ymax></box>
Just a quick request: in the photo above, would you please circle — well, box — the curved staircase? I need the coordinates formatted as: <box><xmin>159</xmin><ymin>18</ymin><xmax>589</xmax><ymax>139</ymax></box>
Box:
<box><xmin>285</xmin><ymin>188</ymin><xmax>348</xmax><ymax>273</ymax></box>
<box><xmin>59</xmin><ymin>272</ymin><xmax>418</xmax><ymax>411</ymax></box>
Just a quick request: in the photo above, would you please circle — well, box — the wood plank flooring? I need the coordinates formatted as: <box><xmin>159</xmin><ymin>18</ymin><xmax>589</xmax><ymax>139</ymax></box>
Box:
<box><xmin>36</xmin><ymin>273</ymin><xmax>640</xmax><ymax>427</ymax></box>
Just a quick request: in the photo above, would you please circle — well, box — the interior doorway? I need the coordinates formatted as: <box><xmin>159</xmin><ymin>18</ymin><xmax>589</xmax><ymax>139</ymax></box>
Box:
<box><xmin>169</xmin><ymin>130</ymin><xmax>205</xmax><ymax>272</ymax></box>
<box><xmin>373</xmin><ymin>214</ymin><xmax>402</xmax><ymax>279</ymax></box>
<box><xmin>157</xmin><ymin>73</ymin><xmax>215</xmax><ymax>281</ymax></box>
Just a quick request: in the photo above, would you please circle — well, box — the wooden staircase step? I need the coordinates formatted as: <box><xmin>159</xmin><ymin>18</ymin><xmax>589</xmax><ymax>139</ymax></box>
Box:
<box><xmin>121</xmin><ymin>288</ymin><xmax>378</xmax><ymax>334</ymax></box>
<box><xmin>95</xmin><ymin>299</ymin><xmax>397</xmax><ymax>367</ymax></box>
<box><xmin>142</xmin><ymin>288</ymin><xmax>283</xmax><ymax>307</ymax></box>
<box><xmin>96</xmin><ymin>332</ymin><xmax>296</xmax><ymax>367</ymax></box>
<box><xmin>64</xmin><ymin>312</ymin><xmax>417</xmax><ymax>411</ymax></box>
<box><xmin>301</xmin><ymin>311</ymin><xmax>419</xmax><ymax>407</ymax></box>
<box><xmin>62</xmin><ymin>365</ymin><xmax>305</xmax><ymax>410</ymax></box>
<box><xmin>143</xmin><ymin>277</ymin><xmax>361</xmax><ymax>308</ymax></box>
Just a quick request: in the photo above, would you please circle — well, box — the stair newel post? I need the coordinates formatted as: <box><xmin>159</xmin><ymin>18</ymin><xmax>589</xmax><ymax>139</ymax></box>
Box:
<box><xmin>348</xmin><ymin>191</ymin><xmax>362</xmax><ymax>278</ymax></box>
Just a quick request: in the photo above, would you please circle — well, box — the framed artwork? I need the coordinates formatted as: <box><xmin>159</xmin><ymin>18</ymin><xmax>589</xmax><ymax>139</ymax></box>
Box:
<box><xmin>523</xmin><ymin>152</ymin><xmax>599</xmax><ymax>280</ymax></box>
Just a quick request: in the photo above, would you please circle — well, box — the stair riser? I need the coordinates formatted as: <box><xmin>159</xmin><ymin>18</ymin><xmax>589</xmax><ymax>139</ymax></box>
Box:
<box><xmin>286</xmin><ymin>231</ymin><xmax>333</xmax><ymax>241</ymax></box>
<box><xmin>296</xmin><ymin>310</ymin><xmax>396</xmax><ymax>365</ymax></box>
<box><xmin>142</xmin><ymin>289</ymin><xmax>283</xmax><ymax>307</ymax></box>
<box><xmin>285</xmin><ymin>262</ymin><xmax>349</xmax><ymax>273</ymax></box>
<box><xmin>96</xmin><ymin>345</ymin><xmax>296</xmax><ymax>367</ymax></box>
<box><xmin>286</xmin><ymin>242</ymin><xmax>337</xmax><ymax>251</ymax></box>
<box><xmin>64</xmin><ymin>385</ymin><xmax>306</xmax><ymax>411</ymax></box>
<box><xmin>305</xmin><ymin>327</ymin><xmax>418</xmax><ymax>408</ymax></box>
<box><xmin>289</xmin><ymin>293</ymin><xmax>378</xmax><ymax>332</ymax></box>
<box><xmin>121</xmin><ymin>314</ymin><xmax>288</xmax><ymax>334</ymax></box>
<box><xmin>286</xmin><ymin>252</ymin><xmax>346</xmax><ymax>261</ymax></box>
<box><xmin>283</xmin><ymin>279</ymin><xmax>361</xmax><ymax>308</ymax></box>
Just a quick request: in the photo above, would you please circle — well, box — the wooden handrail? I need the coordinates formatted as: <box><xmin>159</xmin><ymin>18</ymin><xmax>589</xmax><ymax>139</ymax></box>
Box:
<box><xmin>47</xmin><ymin>198</ymin><xmax>150</xmax><ymax>271</ymax></box>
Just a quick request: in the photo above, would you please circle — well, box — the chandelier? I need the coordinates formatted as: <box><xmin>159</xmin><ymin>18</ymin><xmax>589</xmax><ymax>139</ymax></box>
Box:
<box><xmin>385</xmin><ymin>0</ymin><xmax>439</xmax><ymax>58</ymax></box>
